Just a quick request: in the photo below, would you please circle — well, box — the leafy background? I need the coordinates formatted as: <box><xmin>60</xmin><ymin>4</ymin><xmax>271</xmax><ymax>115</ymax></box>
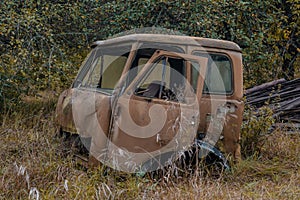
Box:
<box><xmin>0</xmin><ymin>1</ymin><xmax>299</xmax><ymax>199</ymax></box>
<box><xmin>1</xmin><ymin>0</ymin><xmax>299</xmax><ymax>109</ymax></box>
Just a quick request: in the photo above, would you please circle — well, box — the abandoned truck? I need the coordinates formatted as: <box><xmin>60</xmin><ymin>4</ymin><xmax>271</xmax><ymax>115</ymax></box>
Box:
<box><xmin>55</xmin><ymin>34</ymin><xmax>244</xmax><ymax>172</ymax></box>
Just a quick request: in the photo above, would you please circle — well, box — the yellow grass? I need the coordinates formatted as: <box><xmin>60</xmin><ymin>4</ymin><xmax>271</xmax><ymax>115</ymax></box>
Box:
<box><xmin>0</xmin><ymin>97</ymin><xmax>299</xmax><ymax>199</ymax></box>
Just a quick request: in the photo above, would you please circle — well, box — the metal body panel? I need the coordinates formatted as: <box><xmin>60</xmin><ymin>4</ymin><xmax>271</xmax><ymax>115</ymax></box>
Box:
<box><xmin>55</xmin><ymin>34</ymin><xmax>244</xmax><ymax>164</ymax></box>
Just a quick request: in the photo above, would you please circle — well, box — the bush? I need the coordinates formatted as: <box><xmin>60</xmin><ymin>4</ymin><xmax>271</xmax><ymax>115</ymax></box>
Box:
<box><xmin>1</xmin><ymin>0</ymin><xmax>299</xmax><ymax>111</ymax></box>
<box><xmin>241</xmin><ymin>105</ymin><xmax>275</xmax><ymax>158</ymax></box>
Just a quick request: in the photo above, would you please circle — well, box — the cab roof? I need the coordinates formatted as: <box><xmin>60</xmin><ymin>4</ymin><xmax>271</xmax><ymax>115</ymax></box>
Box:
<box><xmin>92</xmin><ymin>34</ymin><xmax>241</xmax><ymax>52</ymax></box>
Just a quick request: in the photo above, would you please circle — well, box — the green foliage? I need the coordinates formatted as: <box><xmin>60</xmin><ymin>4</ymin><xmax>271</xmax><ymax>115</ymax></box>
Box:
<box><xmin>241</xmin><ymin>105</ymin><xmax>275</xmax><ymax>157</ymax></box>
<box><xmin>93</xmin><ymin>0</ymin><xmax>299</xmax><ymax>87</ymax></box>
<box><xmin>0</xmin><ymin>1</ymin><xmax>91</xmax><ymax>108</ymax></box>
<box><xmin>1</xmin><ymin>0</ymin><xmax>299</xmax><ymax>110</ymax></box>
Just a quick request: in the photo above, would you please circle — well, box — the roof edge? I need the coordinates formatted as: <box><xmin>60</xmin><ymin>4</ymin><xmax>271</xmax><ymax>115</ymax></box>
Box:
<box><xmin>91</xmin><ymin>34</ymin><xmax>242</xmax><ymax>52</ymax></box>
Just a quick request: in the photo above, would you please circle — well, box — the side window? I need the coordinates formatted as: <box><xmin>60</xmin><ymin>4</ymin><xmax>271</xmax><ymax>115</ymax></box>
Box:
<box><xmin>135</xmin><ymin>56</ymin><xmax>186</xmax><ymax>102</ymax></box>
<box><xmin>125</xmin><ymin>57</ymin><xmax>150</xmax><ymax>89</ymax></box>
<box><xmin>138</xmin><ymin>58</ymin><xmax>171</xmax><ymax>90</ymax></box>
<box><xmin>136</xmin><ymin>57</ymin><xmax>149</xmax><ymax>73</ymax></box>
<box><xmin>125</xmin><ymin>45</ymin><xmax>184</xmax><ymax>89</ymax></box>
<box><xmin>194</xmin><ymin>52</ymin><xmax>233</xmax><ymax>94</ymax></box>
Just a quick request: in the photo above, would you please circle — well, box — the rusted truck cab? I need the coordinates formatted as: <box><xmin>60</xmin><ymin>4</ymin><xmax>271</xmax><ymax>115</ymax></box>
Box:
<box><xmin>56</xmin><ymin>34</ymin><xmax>243</xmax><ymax>171</ymax></box>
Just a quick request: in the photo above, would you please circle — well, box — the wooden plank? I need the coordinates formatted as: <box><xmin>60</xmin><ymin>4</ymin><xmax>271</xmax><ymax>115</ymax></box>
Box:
<box><xmin>245</xmin><ymin>78</ymin><xmax>300</xmax><ymax>126</ymax></box>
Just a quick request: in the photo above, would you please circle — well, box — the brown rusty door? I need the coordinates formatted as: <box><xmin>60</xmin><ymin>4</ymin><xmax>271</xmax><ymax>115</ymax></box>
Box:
<box><xmin>106</xmin><ymin>51</ymin><xmax>208</xmax><ymax>172</ymax></box>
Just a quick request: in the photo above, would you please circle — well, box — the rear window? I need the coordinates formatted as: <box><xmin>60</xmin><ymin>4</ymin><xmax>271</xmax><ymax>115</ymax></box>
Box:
<box><xmin>193</xmin><ymin>52</ymin><xmax>233</xmax><ymax>94</ymax></box>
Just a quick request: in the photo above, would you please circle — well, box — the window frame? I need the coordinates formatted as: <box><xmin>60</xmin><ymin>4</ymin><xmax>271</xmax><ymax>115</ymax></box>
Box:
<box><xmin>192</xmin><ymin>51</ymin><xmax>234</xmax><ymax>95</ymax></box>
<box><xmin>72</xmin><ymin>44</ymin><xmax>132</xmax><ymax>93</ymax></box>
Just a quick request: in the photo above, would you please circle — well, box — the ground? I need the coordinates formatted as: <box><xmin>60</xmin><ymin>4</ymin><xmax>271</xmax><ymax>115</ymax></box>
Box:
<box><xmin>0</xmin><ymin>97</ymin><xmax>299</xmax><ymax>199</ymax></box>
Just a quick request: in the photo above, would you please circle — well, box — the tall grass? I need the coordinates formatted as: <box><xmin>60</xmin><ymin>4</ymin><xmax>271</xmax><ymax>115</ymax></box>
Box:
<box><xmin>0</xmin><ymin>95</ymin><xmax>299</xmax><ymax>199</ymax></box>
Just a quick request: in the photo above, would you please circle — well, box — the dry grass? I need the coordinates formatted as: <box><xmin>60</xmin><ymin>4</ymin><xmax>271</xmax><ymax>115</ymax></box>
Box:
<box><xmin>0</xmin><ymin>97</ymin><xmax>299</xmax><ymax>199</ymax></box>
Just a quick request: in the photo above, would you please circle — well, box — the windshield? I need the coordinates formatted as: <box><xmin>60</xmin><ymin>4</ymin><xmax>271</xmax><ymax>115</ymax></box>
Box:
<box><xmin>73</xmin><ymin>44</ymin><xmax>131</xmax><ymax>94</ymax></box>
